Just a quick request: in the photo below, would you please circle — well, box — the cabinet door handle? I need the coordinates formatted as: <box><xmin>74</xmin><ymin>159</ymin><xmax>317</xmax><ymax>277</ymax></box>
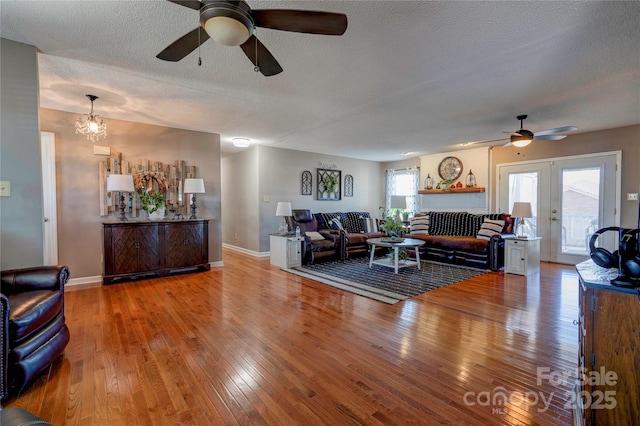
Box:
<box><xmin>184</xmin><ymin>239</ymin><xmax>189</xmax><ymax>245</ymax></box>
<box><xmin>135</xmin><ymin>242</ymin><xmax>140</xmax><ymax>249</ymax></box>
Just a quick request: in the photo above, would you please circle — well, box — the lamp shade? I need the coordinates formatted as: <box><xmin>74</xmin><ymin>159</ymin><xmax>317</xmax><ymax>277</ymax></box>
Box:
<box><xmin>183</xmin><ymin>178</ymin><xmax>205</xmax><ymax>194</ymax></box>
<box><xmin>390</xmin><ymin>195</ymin><xmax>407</xmax><ymax>210</ymax></box>
<box><xmin>275</xmin><ymin>202</ymin><xmax>292</xmax><ymax>217</ymax></box>
<box><xmin>106</xmin><ymin>174</ymin><xmax>134</xmax><ymax>192</ymax></box>
<box><xmin>511</xmin><ymin>202</ymin><xmax>533</xmax><ymax>218</ymax></box>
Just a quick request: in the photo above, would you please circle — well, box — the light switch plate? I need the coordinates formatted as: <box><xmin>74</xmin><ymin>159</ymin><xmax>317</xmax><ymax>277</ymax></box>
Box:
<box><xmin>0</xmin><ymin>181</ymin><xmax>10</xmax><ymax>196</ymax></box>
<box><xmin>263</xmin><ymin>195</ymin><xmax>270</xmax><ymax>202</ymax></box>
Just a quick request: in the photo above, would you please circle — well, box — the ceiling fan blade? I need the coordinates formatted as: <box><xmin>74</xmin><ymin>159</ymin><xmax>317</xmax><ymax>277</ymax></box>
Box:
<box><xmin>240</xmin><ymin>35</ymin><xmax>283</xmax><ymax>77</ymax></box>
<box><xmin>502</xmin><ymin>131</ymin><xmax>523</xmax><ymax>136</ymax></box>
<box><xmin>534</xmin><ymin>134</ymin><xmax>566</xmax><ymax>141</ymax></box>
<box><xmin>465</xmin><ymin>137</ymin><xmax>509</xmax><ymax>145</ymax></box>
<box><xmin>157</xmin><ymin>27</ymin><xmax>210</xmax><ymax>62</ymax></box>
<box><xmin>252</xmin><ymin>10</ymin><xmax>348</xmax><ymax>35</ymax></box>
<box><xmin>534</xmin><ymin>126</ymin><xmax>578</xmax><ymax>136</ymax></box>
<box><xmin>167</xmin><ymin>0</ymin><xmax>202</xmax><ymax>11</ymax></box>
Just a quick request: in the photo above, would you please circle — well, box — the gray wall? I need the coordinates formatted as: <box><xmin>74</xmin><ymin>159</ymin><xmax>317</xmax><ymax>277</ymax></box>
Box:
<box><xmin>221</xmin><ymin>146</ymin><xmax>260</xmax><ymax>252</ymax></box>
<box><xmin>222</xmin><ymin>145</ymin><xmax>384</xmax><ymax>254</ymax></box>
<box><xmin>491</xmin><ymin>124</ymin><xmax>640</xmax><ymax>228</ymax></box>
<box><xmin>40</xmin><ymin>108</ymin><xmax>222</xmax><ymax>279</ymax></box>
<box><xmin>0</xmin><ymin>39</ymin><xmax>44</xmax><ymax>269</ymax></box>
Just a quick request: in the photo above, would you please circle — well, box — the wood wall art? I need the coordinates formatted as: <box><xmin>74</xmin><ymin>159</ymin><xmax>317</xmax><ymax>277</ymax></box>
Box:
<box><xmin>317</xmin><ymin>168</ymin><xmax>341</xmax><ymax>201</ymax></box>
<box><xmin>301</xmin><ymin>170</ymin><xmax>312</xmax><ymax>195</ymax></box>
<box><xmin>344</xmin><ymin>174</ymin><xmax>353</xmax><ymax>197</ymax></box>
<box><xmin>99</xmin><ymin>152</ymin><xmax>197</xmax><ymax>218</ymax></box>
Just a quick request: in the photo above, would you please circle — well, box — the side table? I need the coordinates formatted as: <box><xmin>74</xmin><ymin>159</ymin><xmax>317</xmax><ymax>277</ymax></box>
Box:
<box><xmin>505</xmin><ymin>236</ymin><xmax>541</xmax><ymax>275</ymax></box>
<box><xmin>270</xmin><ymin>234</ymin><xmax>304</xmax><ymax>268</ymax></box>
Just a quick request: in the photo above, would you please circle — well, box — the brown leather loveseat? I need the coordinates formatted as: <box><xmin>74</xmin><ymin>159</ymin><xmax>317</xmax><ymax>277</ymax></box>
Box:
<box><xmin>1</xmin><ymin>265</ymin><xmax>70</xmax><ymax>400</ymax></box>
<box><xmin>286</xmin><ymin>210</ymin><xmax>341</xmax><ymax>264</ymax></box>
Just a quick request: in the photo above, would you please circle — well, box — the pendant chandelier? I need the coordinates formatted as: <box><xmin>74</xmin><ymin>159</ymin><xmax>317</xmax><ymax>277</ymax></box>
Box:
<box><xmin>75</xmin><ymin>94</ymin><xmax>107</xmax><ymax>142</ymax></box>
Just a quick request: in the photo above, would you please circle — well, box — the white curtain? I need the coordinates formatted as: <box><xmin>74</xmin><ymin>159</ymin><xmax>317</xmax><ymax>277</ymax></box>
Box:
<box><xmin>385</xmin><ymin>167</ymin><xmax>420</xmax><ymax>217</ymax></box>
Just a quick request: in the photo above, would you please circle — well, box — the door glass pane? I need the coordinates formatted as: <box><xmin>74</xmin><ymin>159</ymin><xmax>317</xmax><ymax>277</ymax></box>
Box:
<box><xmin>508</xmin><ymin>172</ymin><xmax>538</xmax><ymax>237</ymax></box>
<box><xmin>561</xmin><ymin>167</ymin><xmax>600</xmax><ymax>255</ymax></box>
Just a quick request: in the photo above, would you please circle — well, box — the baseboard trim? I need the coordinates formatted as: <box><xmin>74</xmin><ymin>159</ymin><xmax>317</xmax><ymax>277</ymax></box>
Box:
<box><xmin>67</xmin><ymin>261</ymin><xmax>224</xmax><ymax>287</ymax></box>
<box><xmin>67</xmin><ymin>275</ymin><xmax>102</xmax><ymax>287</ymax></box>
<box><xmin>222</xmin><ymin>243</ymin><xmax>269</xmax><ymax>258</ymax></box>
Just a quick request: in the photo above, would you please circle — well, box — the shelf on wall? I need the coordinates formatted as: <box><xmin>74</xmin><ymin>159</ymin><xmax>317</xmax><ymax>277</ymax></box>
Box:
<box><xmin>418</xmin><ymin>187</ymin><xmax>485</xmax><ymax>194</ymax></box>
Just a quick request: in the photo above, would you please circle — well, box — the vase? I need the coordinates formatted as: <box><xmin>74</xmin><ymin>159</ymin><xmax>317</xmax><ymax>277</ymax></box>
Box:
<box><xmin>147</xmin><ymin>206</ymin><xmax>166</xmax><ymax>220</ymax></box>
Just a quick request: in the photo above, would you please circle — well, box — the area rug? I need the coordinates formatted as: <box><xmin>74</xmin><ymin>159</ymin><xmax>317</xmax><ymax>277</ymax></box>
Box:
<box><xmin>284</xmin><ymin>257</ymin><xmax>488</xmax><ymax>304</ymax></box>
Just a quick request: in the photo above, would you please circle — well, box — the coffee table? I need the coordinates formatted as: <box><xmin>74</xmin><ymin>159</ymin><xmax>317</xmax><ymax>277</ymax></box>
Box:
<box><xmin>367</xmin><ymin>237</ymin><xmax>426</xmax><ymax>274</ymax></box>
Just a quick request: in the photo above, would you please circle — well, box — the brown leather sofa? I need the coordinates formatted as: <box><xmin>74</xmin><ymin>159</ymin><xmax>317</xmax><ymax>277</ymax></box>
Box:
<box><xmin>314</xmin><ymin>212</ymin><xmax>387</xmax><ymax>259</ymax></box>
<box><xmin>286</xmin><ymin>210</ymin><xmax>341</xmax><ymax>264</ymax></box>
<box><xmin>408</xmin><ymin>212</ymin><xmax>515</xmax><ymax>270</ymax></box>
<box><xmin>289</xmin><ymin>210</ymin><xmax>386</xmax><ymax>261</ymax></box>
<box><xmin>1</xmin><ymin>265</ymin><xmax>70</xmax><ymax>401</ymax></box>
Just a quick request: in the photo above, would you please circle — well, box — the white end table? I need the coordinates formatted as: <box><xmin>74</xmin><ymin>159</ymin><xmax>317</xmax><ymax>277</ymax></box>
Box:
<box><xmin>270</xmin><ymin>234</ymin><xmax>305</xmax><ymax>268</ymax></box>
<box><xmin>504</xmin><ymin>236</ymin><xmax>541</xmax><ymax>275</ymax></box>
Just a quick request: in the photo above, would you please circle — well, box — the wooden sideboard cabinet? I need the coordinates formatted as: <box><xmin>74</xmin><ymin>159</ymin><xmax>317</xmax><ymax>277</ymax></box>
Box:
<box><xmin>574</xmin><ymin>261</ymin><xmax>640</xmax><ymax>425</ymax></box>
<box><xmin>103</xmin><ymin>219</ymin><xmax>209</xmax><ymax>285</ymax></box>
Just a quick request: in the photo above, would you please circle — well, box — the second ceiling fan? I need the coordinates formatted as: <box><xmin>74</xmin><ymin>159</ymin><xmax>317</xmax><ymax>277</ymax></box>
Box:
<box><xmin>156</xmin><ymin>0</ymin><xmax>348</xmax><ymax>76</ymax></box>
<box><xmin>472</xmin><ymin>115</ymin><xmax>577</xmax><ymax>147</ymax></box>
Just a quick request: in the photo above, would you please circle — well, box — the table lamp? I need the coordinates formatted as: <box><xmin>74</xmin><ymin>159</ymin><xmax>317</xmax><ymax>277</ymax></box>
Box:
<box><xmin>390</xmin><ymin>195</ymin><xmax>407</xmax><ymax>221</ymax></box>
<box><xmin>184</xmin><ymin>178</ymin><xmax>205</xmax><ymax>219</ymax></box>
<box><xmin>106</xmin><ymin>174</ymin><xmax>135</xmax><ymax>221</ymax></box>
<box><xmin>276</xmin><ymin>202</ymin><xmax>292</xmax><ymax>234</ymax></box>
<box><xmin>511</xmin><ymin>202</ymin><xmax>533</xmax><ymax>238</ymax></box>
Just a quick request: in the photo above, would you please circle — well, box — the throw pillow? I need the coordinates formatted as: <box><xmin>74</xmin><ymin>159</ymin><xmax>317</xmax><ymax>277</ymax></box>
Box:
<box><xmin>305</xmin><ymin>231</ymin><xmax>325</xmax><ymax>241</ymax></box>
<box><xmin>409</xmin><ymin>215</ymin><xmax>430</xmax><ymax>235</ymax></box>
<box><xmin>346</xmin><ymin>212</ymin><xmax>369</xmax><ymax>233</ymax></box>
<box><xmin>329</xmin><ymin>217</ymin><xmax>345</xmax><ymax>231</ymax></box>
<box><xmin>361</xmin><ymin>217</ymin><xmax>379</xmax><ymax>233</ymax></box>
<box><xmin>476</xmin><ymin>219</ymin><xmax>506</xmax><ymax>240</ymax></box>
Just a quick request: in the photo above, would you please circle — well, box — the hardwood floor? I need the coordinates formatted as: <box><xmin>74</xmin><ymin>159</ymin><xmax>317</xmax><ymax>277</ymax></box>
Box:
<box><xmin>5</xmin><ymin>249</ymin><xmax>580</xmax><ymax>425</ymax></box>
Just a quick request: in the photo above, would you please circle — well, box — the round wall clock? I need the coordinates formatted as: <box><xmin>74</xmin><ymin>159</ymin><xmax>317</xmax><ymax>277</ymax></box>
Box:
<box><xmin>438</xmin><ymin>156</ymin><xmax>463</xmax><ymax>181</ymax></box>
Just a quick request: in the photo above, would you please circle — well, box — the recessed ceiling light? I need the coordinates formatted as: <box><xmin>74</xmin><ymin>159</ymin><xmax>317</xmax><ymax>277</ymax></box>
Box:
<box><xmin>233</xmin><ymin>137</ymin><xmax>250</xmax><ymax>147</ymax></box>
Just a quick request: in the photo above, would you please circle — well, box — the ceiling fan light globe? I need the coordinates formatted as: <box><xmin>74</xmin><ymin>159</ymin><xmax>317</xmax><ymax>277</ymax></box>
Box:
<box><xmin>511</xmin><ymin>137</ymin><xmax>532</xmax><ymax>147</ymax></box>
<box><xmin>204</xmin><ymin>16</ymin><xmax>251</xmax><ymax>46</ymax></box>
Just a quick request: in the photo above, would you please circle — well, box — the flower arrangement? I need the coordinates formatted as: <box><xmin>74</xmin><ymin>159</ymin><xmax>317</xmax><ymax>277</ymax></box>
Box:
<box><xmin>323</xmin><ymin>175</ymin><xmax>338</xmax><ymax>193</ymax></box>
<box><xmin>133</xmin><ymin>170</ymin><xmax>168</xmax><ymax>214</ymax></box>
<box><xmin>435</xmin><ymin>179</ymin><xmax>454</xmax><ymax>190</ymax></box>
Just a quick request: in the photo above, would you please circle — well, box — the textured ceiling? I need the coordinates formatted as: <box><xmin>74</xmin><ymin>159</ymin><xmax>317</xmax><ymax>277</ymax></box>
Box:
<box><xmin>1</xmin><ymin>1</ymin><xmax>639</xmax><ymax>161</ymax></box>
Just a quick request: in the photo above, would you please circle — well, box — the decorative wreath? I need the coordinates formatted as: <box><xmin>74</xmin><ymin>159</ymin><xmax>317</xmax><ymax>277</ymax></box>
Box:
<box><xmin>133</xmin><ymin>170</ymin><xmax>168</xmax><ymax>194</ymax></box>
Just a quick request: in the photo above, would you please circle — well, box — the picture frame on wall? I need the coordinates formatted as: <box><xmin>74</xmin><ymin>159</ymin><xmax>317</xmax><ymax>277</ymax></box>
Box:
<box><xmin>344</xmin><ymin>174</ymin><xmax>353</xmax><ymax>197</ymax></box>
<box><xmin>301</xmin><ymin>170</ymin><xmax>312</xmax><ymax>195</ymax></box>
<box><xmin>317</xmin><ymin>168</ymin><xmax>341</xmax><ymax>201</ymax></box>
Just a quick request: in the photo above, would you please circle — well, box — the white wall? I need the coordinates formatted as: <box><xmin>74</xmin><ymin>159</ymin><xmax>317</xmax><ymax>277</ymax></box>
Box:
<box><xmin>419</xmin><ymin>146</ymin><xmax>490</xmax><ymax>213</ymax></box>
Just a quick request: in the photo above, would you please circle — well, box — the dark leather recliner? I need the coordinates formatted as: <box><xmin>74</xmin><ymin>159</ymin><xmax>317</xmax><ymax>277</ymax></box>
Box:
<box><xmin>286</xmin><ymin>210</ymin><xmax>340</xmax><ymax>264</ymax></box>
<box><xmin>1</xmin><ymin>265</ymin><xmax>70</xmax><ymax>401</ymax></box>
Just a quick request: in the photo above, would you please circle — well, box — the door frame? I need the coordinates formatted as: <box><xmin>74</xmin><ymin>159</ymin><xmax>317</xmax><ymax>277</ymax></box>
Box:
<box><xmin>496</xmin><ymin>151</ymin><xmax>621</xmax><ymax>263</ymax></box>
<box><xmin>41</xmin><ymin>131</ymin><xmax>58</xmax><ymax>265</ymax></box>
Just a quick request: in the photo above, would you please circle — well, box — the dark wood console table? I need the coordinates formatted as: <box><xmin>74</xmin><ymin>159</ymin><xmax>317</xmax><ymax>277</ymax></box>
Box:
<box><xmin>102</xmin><ymin>219</ymin><xmax>209</xmax><ymax>285</ymax></box>
<box><xmin>574</xmin><ymin>260</ymin><xmax>639</xmax><ymax>425</ymax></box>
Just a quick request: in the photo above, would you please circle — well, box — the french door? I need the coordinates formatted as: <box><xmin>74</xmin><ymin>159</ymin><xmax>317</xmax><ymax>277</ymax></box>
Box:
<box><xmin>498</xmin><ymin>152</ymin><xmax>620</xmax><ymax>264</ymax></box>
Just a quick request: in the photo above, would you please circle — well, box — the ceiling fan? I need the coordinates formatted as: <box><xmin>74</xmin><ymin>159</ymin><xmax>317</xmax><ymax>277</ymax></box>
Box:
<box><xmin>156</xmin><ymin>0</ymin><xmax>348</xmax><ymax>77</ymax></box>
<box><xmin>469</xmin><ymin>115</ymin><xmax>577</xmax><ymax>147</ymax></box>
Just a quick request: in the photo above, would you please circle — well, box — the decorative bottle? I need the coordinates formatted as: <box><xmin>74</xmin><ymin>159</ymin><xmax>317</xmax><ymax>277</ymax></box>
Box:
<box><xmin>465</xmin><ymin>170</ymin><xmax>477</xmax><ymax>188</ymax></box>
<box><xmin>425</xmin><ymin>174</ymin><xmax>434</xmax><ymax>189</ymax></box>
<box><xmin>295</xmin><ymin>226</ymin><xmax>301</xmax><ymax>238</ymax></box>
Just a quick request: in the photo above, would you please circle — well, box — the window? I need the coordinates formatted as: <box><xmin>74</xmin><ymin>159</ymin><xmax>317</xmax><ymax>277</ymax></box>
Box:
<box><xmin>385</xmin><ymin>167</ymin><xmax>420</xmax><ymax>216</ymax></box>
